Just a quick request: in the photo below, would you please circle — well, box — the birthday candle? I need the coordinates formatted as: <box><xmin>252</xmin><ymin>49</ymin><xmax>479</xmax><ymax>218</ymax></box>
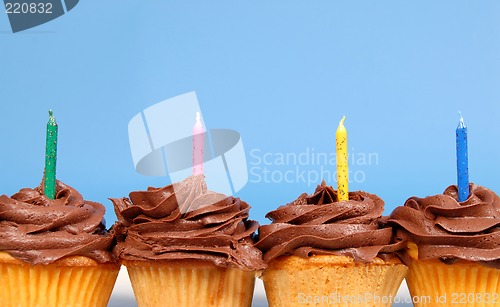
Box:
<box><xmin>192</xmin><ymin>112</ymin><xmax>204</xmax><ymax>175</ymax></box>
<box><xmin>336</xmin><ymin>116</ymin><xmax>349</xmax><ymax>201</ymax></box>
<box><xmin>43</xmin><ymin>110</ymin><xmax>58</xmax><ymax>199</ymax></box>
<box><xmin>456</xmin><ymin>112</ymin><xmax>469</xmax><ymax>202</ymax></box>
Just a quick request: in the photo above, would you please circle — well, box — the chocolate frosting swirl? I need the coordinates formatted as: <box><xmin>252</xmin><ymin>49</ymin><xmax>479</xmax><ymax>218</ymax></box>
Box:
<box><xmin>255</xmin><ymin>181</ymin><xmax>403</xmax><ymax>263</ymax></box>
<box><xmin>389</xmin><ymin>184</ymin><xmax>500</xmax><ymax>266</ymax></box>
<box><xmin>0</xmin><ymin>181</ymin><xmax>115</xmax><ymax>265</ymax></box>
<box><xmin>110</xmin><ymin>175</ymin><xmax>266</xmax><ymax>271</ymax></box>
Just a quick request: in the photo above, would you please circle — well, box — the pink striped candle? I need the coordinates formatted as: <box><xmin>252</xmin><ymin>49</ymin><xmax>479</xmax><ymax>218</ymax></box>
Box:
<box><xmin>192</xmin><ymin>112</ymin><xmax>204</xmax><ymax>175</ymax></box>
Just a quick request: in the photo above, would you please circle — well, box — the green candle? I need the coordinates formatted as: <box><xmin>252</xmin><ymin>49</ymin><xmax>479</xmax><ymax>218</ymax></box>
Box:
<box><xmin>43</xmin><ymin>110</ymin><xmax>58</xmax><ymax>199</ymax></box>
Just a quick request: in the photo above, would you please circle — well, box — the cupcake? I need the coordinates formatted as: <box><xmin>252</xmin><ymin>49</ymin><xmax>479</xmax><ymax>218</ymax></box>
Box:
<box><xmin>0</xmin><ymin>180</ymin><xmax>119</xmax><ymax>307</ymax></box>
<box><xmin>390</xmin><ymin>184</ymin><xmax>500</xmax><ymax>307</ymax></box>
<box><xmin>111</xmin><ymin>174</ymin><xmax>266</xmax><ymax>307</ymax></box>
<box><xmin>255</xmin><ymin>180</ymin><xmax>408</xmax><ymax>307</ymax></box>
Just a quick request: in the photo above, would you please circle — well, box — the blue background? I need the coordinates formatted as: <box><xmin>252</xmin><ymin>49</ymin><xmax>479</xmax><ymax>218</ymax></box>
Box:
<box><xmin>1</xmin><ymin>1</ymin><xmax>500</xmax><ymax>226</ymax></box>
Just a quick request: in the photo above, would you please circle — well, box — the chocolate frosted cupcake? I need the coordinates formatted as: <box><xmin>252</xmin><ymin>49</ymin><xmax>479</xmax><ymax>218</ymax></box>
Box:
<box><xmin>0</xmin><ymin>181</ymin><xmax>119</xmax><ymax>307</ymax></box>
<box><xmin>390</xmin><ymin>184</ymin><xmax>500</xmax><ymax>307</ymax></box>
<box><xmin>255</xmin><ymin>181</ymin><xmax>408</xmax><ymax>307</ymax></box>
<box><xmin>111</xmin><ymin>174</ymin><xmax>266</xmax><ymax>307</ymax></box>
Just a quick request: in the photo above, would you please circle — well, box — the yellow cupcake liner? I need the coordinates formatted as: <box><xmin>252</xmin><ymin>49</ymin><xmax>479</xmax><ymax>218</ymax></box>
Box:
<box><xmin>261</xmin><ymin>255</ymin><xmax>408</xmax><ymax>307</ymax></box>
<box><xmin>0</xmin><ymin>252</ymin><xmax>120</xmax><ymax>307</ymax></box>
<box><xmin>406</xmin><ymin>244</ymin><xmax>500</xmax><ymax>307</ymax></box>
<box><xmin>123</xmin><ymin>259</ymin><xmax>257</xmax><ymax>307</ymax></box>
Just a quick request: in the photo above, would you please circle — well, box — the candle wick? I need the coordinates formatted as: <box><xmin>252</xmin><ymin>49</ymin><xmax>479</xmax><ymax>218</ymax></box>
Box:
<box><xmin>340</xmin><ymin>115</ymin><xmax>346</xmax><ymax>125</ymax></box>
<box><xmin>195</xmin><ymin>112</ymin><xmax>200</xmax><ymax>123</ymax></box>
<box><xmin>49</xmin><ymin>109</ymin><xmax>53</xmax><ymax>118</ymax></box>
<box><xmin>458</xmin><ymin>111</ymin><xmax>466</xmax><ymax>128</ymax></box>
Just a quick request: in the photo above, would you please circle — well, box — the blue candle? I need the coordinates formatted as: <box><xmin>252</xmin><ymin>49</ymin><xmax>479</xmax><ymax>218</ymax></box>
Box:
<box><xmin>456</xmin><ymin>112</ymin><xmax>469</xmax><ymax>202</ymax></box>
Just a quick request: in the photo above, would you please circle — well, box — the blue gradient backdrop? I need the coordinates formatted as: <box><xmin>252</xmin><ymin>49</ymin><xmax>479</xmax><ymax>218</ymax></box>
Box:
<box><xmin>1</xmin><ymin>1</ymin><xmax>500</xmax><ymax>226</ymax></box>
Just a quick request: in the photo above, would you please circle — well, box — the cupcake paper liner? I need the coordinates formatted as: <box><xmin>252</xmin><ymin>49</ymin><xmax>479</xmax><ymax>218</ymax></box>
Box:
<box><xmin>0</xmin><ymin>252</ymin><xmax>119</xmax><ymax>307</ymax></box>
<box><xmin>407</xmin><ymin>258</ymin><xmax>500</xmax><ymax>307</ymax></box>
<box><xmin>123</xmin><ymin>259</ymin><xmax>257</xmax><ymax>307</ymax></box>
<box><xmin>262</xmin><ymin>255</ymin><xmax>408</xmax><ymax>307</ymax></box>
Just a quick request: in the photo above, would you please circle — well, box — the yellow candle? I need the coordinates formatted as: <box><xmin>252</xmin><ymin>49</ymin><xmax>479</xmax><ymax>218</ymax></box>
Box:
<box><xmin>336</xmin><ymin>116</ymin><xmax>349</xmax><ymax>201</ymax></box>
